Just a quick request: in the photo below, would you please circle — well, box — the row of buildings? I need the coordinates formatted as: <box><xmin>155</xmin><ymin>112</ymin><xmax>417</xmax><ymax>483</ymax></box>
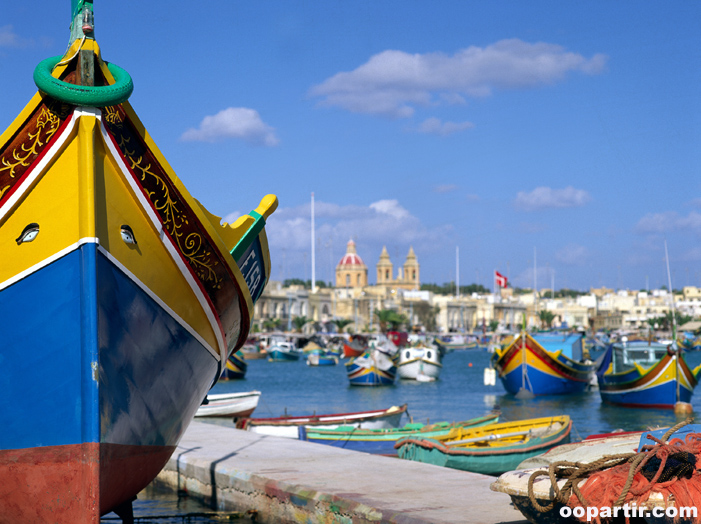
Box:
<box><xmin>252</xmin><ymin>240</ymin><xmax>701</xmax><ymax>334</ymax></box>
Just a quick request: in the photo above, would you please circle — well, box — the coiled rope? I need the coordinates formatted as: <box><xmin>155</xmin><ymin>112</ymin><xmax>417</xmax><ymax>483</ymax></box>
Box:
<box><xmin>527</xmin><ymin>417</ymin><xmax>695</xmax><ymax>513</ymax></box>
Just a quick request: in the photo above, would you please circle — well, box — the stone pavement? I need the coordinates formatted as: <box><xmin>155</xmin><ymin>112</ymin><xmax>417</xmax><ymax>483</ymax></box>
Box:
<box><xmin>154</xmin><ymin>421</ymin><xmax>529</xmax><ymax>524</ymax></box>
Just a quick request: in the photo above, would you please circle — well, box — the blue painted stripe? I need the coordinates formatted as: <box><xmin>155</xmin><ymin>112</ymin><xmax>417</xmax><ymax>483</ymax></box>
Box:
<box><xmin>499</xmin><ymin>365</ymin><xmax>589</xmax><ymax>396</ymax></box>
<box><xmin>600</xmin><ymin>380</ymin><xmax>692</xmax><ymax>407</ymax></box>
<box><xmin>96</xmin><ymin>250</ymin><xmax>218</xmax><ymax>447</ymax></box>
<box><xmin>0</xmin><ymin>244</ymin><xmax>219</xmax><ymax>452</ymax></box>
<box><xmin>0</xmin><ymin>247</ymin><xmax>91</xmax><ymax>449</ymax></box>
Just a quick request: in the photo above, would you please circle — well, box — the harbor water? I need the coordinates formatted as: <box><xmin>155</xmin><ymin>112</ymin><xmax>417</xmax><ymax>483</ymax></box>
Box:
<box><xmin>207</xmin><ymin>349</ymin><xmax>701</xmax><ymax>437</ymax></box>
<box><xmin>109</xmin><ymin>347</ymin><xmax>701</xmax><ymax>522</ymax></box>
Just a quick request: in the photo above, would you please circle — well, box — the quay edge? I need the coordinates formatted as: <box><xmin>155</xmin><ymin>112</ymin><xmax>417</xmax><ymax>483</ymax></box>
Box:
<box><xmin>153</xmin><ymin>421</ymin><xmax>528</xmax><ymax>524</ymax></box>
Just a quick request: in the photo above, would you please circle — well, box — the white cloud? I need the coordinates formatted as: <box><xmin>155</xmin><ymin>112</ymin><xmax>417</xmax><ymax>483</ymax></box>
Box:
<box><xmin>222</xmin><ymin>211</ymin><xmax>242</xmax><ymax>225</ymax></box>
<box><xmin>309</xmin><ymin>39</ymin><xmax>607</xmax><ymax>118</ymax></box>
<box><xmin>635</xmin><ymin>211</ymin><xmax>701</xmax><ymax>234</ymax></box>
<box><xmin>556</xmin><ymin>244</ymin><xmax>589</xmax><ymax>266</ymax></box>
<box><xmin>0</xmin><ymin>25</ymin><xmax>27</xmax><ymax>48</ymax></box>
<box><xmin>369</xmin><ymin>199</ymin><xmax>411</xmax><ymax>220</ymax></box>
<box><xmin>261</xmin><ymin>198</ymin><xmax>452</xmax><ymax>281</ymax></box>
<box><xmin>0</xmin><ymin>26</ymin><xmax>17</xmax><ymax>47</ymax></box>
<box><xmin>181</xmin><ymin>107</ymin><xmax>279</xmax><ymax>146</ymax></box>
<box><xmin>0</xmin><ymin>25</ymin><xmax>41</xmax><ymax>49</ymax></box>
<box><xmin>415</xmin><ymin>117</ymin><xmax>474</xmax><ymax>136</ymax></box>
<box><xmin>514</xmin><ymin>186</ymin><xmax>591</xmax><ymax>211</ymax></box>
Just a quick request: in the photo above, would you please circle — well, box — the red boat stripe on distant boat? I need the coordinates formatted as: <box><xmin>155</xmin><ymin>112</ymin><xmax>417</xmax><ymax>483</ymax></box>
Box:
<box><xmin>499</xmin><ymin>338</ymin><xmax>587</xmax><ymax>382</ymax></box>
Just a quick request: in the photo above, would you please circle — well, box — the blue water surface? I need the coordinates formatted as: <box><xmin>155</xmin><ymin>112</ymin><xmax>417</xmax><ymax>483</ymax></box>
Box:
<box><xmin>207</xmin><ymin>349</ymin><xmax>701</xmax><ymax>438</ymax></box>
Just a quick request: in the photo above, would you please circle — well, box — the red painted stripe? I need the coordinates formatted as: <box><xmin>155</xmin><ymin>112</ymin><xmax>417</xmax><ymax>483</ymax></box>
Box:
<box><xmin>0</xmin><ymin>442</ymin><xmax>175</xmax><ymax>523</ymax></box>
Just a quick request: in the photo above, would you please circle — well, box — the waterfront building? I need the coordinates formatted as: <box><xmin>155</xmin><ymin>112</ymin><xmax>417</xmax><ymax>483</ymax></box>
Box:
<box><xmin>253</xmin><ymin>243</ymin><xmax>698</xmax><ymax>335</ymax></box>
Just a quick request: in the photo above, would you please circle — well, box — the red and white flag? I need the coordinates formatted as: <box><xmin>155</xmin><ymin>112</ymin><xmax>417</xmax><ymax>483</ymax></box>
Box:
<box><xmin>495</xmin><ymin>271</ymin><xmax>508</xmax><ymax>288</ymax></box>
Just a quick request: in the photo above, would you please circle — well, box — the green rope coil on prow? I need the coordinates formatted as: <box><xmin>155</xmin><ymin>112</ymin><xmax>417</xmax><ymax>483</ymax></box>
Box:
<box><xmin>32</xmin><ymin>0</ymin><xmax>134</xmax><ymax>107</ymax></box>
<box><xmin>33</xmin><ymin>55</ymin><xmax>133</xmax><ymax>107</ymax></box>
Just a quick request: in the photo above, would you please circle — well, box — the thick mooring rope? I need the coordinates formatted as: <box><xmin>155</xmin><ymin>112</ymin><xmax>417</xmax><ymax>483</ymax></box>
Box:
<box><xmin>527</xmin><ymin>418</ymin><xmax>694</xmax><ymax>513</ymax></box>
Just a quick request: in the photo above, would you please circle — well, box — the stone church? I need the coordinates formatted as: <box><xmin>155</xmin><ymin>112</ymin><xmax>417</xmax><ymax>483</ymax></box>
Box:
<box><xmin>335</xmin><ymin>239</ymin><xmax>420</xmax><ymax>291</ymax></box>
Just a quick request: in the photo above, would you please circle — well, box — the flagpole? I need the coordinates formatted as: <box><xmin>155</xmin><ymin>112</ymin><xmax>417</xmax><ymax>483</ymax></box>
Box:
<box><xmin>456</xmin><ymin>246</ymin><xmax>460</xmax><ymax>299</ymax></box>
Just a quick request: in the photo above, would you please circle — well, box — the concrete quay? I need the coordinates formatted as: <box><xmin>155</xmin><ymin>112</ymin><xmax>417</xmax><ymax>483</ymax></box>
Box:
<box><xmin>154</xmin><ymin>421</ymin><xmax>528</xmax><ymax>524</ymax></box>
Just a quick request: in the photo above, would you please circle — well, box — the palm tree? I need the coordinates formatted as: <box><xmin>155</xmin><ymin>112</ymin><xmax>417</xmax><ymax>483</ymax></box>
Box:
<box><xmin>374</xmin><ymin>309</ymin><xmax>396</xmax><ymax>333</ymax></box>
<box><xmin>331</xmin><ymin>318</ymin><xmax>353</xmax><ymax>333</ymax></box>
<box><xmin>388</xmin><ymin>312</ymin><xmax>408</xmax><ymax>332</ymax></box>
<box><xmin>374</xmin><ymin>309</ymin><xmax>408</xmax><ymax>333</ymax></box>
<box><xmin>262</xmin><ymin>318</ymin><xmax>280</xmax><ymax>332</ymax></box>
<box><xmin>292</xmin><ymin>315</ymin><xmax>310</xmax><ymax>333</ymax></box>
<box><xmin>538</xmin><ymin>310</ymin><xmax>555</xmax><ymax>329</ymax></box>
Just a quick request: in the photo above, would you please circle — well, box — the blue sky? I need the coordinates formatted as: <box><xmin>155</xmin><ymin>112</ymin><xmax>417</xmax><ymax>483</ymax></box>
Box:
<box><xmin>3</xmin><ymin>2</ymin><xmax>701</xmax><ymax>292</ymax></box>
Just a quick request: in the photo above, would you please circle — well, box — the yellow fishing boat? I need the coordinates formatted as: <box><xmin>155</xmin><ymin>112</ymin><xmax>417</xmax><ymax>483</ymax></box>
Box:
<box><xmin>395</xmin><ymin>416</ymin><xmax>571</xmax><ymax>476</ymax></box>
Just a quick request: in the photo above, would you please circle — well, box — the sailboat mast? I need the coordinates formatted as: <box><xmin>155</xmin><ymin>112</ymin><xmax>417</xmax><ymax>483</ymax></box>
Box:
<box><xmin>311</xmin><ymin>192</ymin><xmax>316</xmax><ymax>293</ymax></box>
<box><xmin>664</xmin><ymin>241</ymin><xmax>680</xmax><ymax>404</ymax></box>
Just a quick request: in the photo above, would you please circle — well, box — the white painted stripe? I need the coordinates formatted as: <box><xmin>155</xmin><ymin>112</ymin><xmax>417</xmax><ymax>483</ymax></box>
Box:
<box><xmin>0</xmin><ymin>236</ymin><xmax>218</xmax><ymax>360</ymax></box>
<box><xmin>97</xmin><ymin>246</ymin><xmax>219</xmax><ymax>360</ymax></box>
<box><xmin>96</xmin><ymin>114</ymin><xmax>228</xmax><ymax>362</ymax></box>
<box><xmin>0</xmin><ymin>237</ymin><xmax>99</xmax><ymax>292</ymax></box>
<box><xmin>0</xmin><ymin>112</ymin><xmax>78</xmax><ymax>222</ymax></box>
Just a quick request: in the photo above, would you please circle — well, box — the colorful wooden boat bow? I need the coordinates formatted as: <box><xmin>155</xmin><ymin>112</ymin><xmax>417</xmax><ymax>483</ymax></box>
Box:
<box><xmin>492</xmin><ymin>332</ymin><xmax>596</xmax><ymax>396</ymax></box>
<box><xmin>597</xmin><ymin>341</ymin><xmax>701</xmax><ymax>408</ymax></box>
<box><xmin>0</xmin><ymin>2</ymin><xmax>276</xmax><ymax>522</ymax></box>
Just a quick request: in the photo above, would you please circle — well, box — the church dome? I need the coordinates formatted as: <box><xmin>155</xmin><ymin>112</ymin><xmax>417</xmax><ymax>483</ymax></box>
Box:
<box><xmin>337</xmin><ymin>239</ymin><xmax>366</xmax><ymax>267</ymax></box>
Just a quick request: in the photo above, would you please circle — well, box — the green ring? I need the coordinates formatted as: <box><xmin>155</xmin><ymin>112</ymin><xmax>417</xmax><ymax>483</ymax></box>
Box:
<box><xmin>33</xmin><ymin>55</ymin><xmax>134</xmax><ymax>107</ymax></box>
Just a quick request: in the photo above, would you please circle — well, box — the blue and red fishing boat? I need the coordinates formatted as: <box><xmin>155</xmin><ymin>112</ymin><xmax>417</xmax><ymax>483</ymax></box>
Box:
<box><xmin>345</xmin><ymin>348</ymin><xmax>397</xmax><ymax>386</ymax></box>
<box><xmin>597</xmin><ymin>341</ymin><xmax>701</xmax><ymax>408</ymax></box>
<box><xmin>492</xmin><ymin>332</ymin><xmax>596</xmax><ymax>396</ymax></box>
<box><xmin>0</xmin><ymin>1</ymin><xmax>275</xmax><ymax>522</ymax></box>
<box><xmin>221</xmin><ymin>350</ymin><xmax>248</xmax><ymax>379</ymax></box>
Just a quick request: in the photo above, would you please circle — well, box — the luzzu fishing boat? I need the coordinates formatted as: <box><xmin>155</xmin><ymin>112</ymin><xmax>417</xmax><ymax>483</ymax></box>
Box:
<box><xmin>0</xmin><ymin>2</ymin><xmax>276</xmax><ymax>522</ymax></box>
<box><xmin>597</xmin><ymin>341</ymin><xmax>701</xmax><ymax>408</ymax></box>
<box><xmin>492</xmin><ymin>332</ymin><xmax>596</xmax><ymax>396</ymax></box>
<box><xmin>345</xmin><ymin>348</ymin><xmax>397</xmax><ymax>386</ymax></box>
<box><xmin>221</xmin><ymin>350</ymin><xmax>248</xmax><ymax>379</ymax></box>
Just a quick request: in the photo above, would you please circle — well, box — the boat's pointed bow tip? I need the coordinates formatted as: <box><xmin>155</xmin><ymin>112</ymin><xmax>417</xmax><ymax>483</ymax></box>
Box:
<box><xmin>256</xmin><ymin>194</ymin><xmax>278</xmax><ymax>220</ymax></box>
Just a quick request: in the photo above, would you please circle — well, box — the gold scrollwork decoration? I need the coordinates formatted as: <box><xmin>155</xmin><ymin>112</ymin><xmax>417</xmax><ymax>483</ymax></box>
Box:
<box><xmin>116</xmin><ymin>133</ymin><xmax>222</xmax><ymax>290</ymax></box>
<box><xmin>0</xmin><ymin>107</ymin><xmax>60</xmax><ymax>178</ymax></box>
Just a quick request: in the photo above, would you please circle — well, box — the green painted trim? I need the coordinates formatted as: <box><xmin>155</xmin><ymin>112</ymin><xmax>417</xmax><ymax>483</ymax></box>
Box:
<box><xmin>231</xmin><ymin>211</ymin><xmax>266</xmax><ymax>261</ymax></box>
<box><xmin>33</xmin><ymin>55</ymin><xmax>133</xmax><ymax>107</ymax></box>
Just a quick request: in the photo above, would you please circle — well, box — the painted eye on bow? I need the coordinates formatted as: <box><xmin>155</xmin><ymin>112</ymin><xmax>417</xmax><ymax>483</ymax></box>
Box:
<box><xmin>120</xmin><ymin>225</ymin><xmax>137</xmax><ymax>245</ymax></box>
<box><xmin>16</xmin><ymin>223</ymin><xmax>40</xmax><ymax>245</ymax></box>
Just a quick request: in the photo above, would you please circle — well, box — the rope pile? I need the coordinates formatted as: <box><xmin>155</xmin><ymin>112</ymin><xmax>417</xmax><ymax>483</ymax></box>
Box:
<box><xmin>527</xmin><ymin>418</ymin><xmax>701</xmax><ymax>523</ymax></box>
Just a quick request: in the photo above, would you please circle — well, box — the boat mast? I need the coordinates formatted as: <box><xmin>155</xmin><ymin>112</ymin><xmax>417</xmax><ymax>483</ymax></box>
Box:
<box><xmin>311</xmin><ymin>192</ymin><xmax>316</xmax><ymax>293</ymax></box>
<box><xmin>664</xmin><ymin>241</ymin><xmax>680</xmax><ymax>404</ymax></box>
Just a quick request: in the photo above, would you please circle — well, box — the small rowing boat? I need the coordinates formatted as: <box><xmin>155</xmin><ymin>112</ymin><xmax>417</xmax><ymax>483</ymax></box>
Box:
<box><xmin>395</xmin><ymin>416</ymin><xmax>571</xmax><ymax>476</ymax></box>
<box><xmin>195</xmin><ymin>391</ymin><xmax>261</xmax><ymax>418</ymax></box>
<box><xmin>300</xmin><ymin>412</ymin><xmax>499</xmax><ymax>455</ymax></box>
<box><xmin>237</xmin><ymin>404</ymin><xmax>408</xmax><ymax>438</ymax></box>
